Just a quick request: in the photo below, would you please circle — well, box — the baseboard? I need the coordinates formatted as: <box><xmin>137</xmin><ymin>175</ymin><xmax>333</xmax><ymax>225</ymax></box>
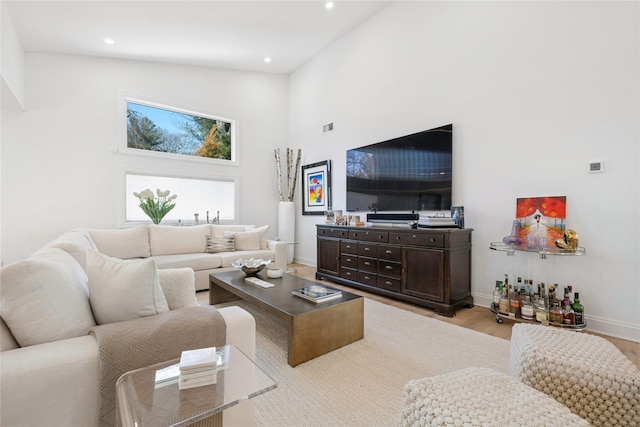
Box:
<box><xmin>472</xmin><ymin>293</ymin><xmax>640</xmax><ymax>343</ymax></box>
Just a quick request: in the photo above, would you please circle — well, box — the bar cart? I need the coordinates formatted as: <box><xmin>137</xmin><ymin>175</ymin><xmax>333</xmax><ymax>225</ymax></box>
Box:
<box><xmin>489</xmin><ymin>241</ymin><xmax>587</xmax><ymax>331</ymax></box>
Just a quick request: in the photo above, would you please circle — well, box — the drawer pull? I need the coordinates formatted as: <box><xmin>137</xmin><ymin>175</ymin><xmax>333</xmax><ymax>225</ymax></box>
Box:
<box><xmin>385</xmin><ymin>265</ymin><xmax>393</xmax><ymax>270</ymax></box>
<box><xmin>364</xmin><ymin>276</ymin><xmax>370</xmax><ymax>280</ymax></box>
<box><xmin>364</xmin><ymin>247</ymin><xmax>370</xmax><ymax>251</ymax></box>
<box><xmin>385</xmin><ymin>250</ymin><xmax>393</xmax><ymax>254</ymax></box>
<box><xmin>385</xmin><ymin>281</ymin><xmax>392</xmax><ymax>286</ymax></box>
<box><xmin>395</xmin><ymin>236</ymin><xmax>401</xmax><ymax>240</ymax></box>
<box><xmin>346</xmin><ymin>245</ymin><xmax>352</xmax><ymax>249</ymax></box>
<box><xmin>430</xmin><ymin>238</ymin><xmax>436</xmax><ymax>242</ymax></box>
<box><xmin>412</xmin><ymin>234</ymin><xmax>417</xmax><ymax>238</ymax></box>
<box><xmin>364</xmin><ymin>261</ymin><xmax>371</xmax><ymax>266</ymax></box>
<box><xmin>346</xmin><ymin>258</ymin><xmax>352</xmax><ymax>262</ymax></box>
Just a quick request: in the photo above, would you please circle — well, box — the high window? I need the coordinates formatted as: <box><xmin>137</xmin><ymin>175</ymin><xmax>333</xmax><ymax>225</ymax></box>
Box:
<box><xmin>124</xmin><ymin>98</ymin><xmax>236</xmax><ymax>164</ymax></box>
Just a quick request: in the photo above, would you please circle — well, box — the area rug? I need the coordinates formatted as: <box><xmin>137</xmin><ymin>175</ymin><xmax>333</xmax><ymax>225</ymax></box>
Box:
<box><xmin>216</xmin><ymin>298</ymin><xmax>511</xmax><ymax>426</ymax></box>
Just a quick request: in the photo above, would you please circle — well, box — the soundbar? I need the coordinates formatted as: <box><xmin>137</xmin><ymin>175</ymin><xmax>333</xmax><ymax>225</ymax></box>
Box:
<box><xmin>366</xmin><ymin>213</ymin><xmax>419</xmax><ymax>223</ymax></box>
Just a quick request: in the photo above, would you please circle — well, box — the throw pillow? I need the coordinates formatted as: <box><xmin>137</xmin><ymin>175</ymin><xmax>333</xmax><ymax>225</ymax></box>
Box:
<box><xmin>252</xmin><ymin>225</ymin><xmax>270</xmax><ymax>250</ymax></box>
<box><xmin>205</xmin><ymin>235</ymin><xmax>235</xmax><ymax>253</ymax></box>
<box><xmin>89</xmin><ymin>226</ymin><xmax>151</xmax><ymax>259</ymax></box>
<box><xmin>86</xmin><ymin>250</ymin><xmax>169</xmax><ymax>325</ymax></box>
<box><xmin>157</xmin><ymin>268</ymin><xmax>199</xmax><ymax>309</ymax></box>
<box><xmin>225</xmin><ymin>230</ymin><xmax>261</xmax><ymax>251</ymax></box>
<box><xmin>0</xmin><ymin>248</ymin><xmax>96</xmax><ymax>347</ymax></box>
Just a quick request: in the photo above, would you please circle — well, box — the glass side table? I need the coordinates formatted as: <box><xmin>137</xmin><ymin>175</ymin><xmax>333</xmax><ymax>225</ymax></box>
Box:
<box><xmin>116</xmin><ymin>345</ymin><xmax>276</xmax><ymax>427</ymax></box>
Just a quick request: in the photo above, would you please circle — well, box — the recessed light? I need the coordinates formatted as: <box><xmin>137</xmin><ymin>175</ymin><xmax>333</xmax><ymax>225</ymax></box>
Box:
<box><xmin>104</xmin><ymin>38</ymin><xmax>115</xmax><ymax>45</ymax></box>
<box><xmin>264</xmin><ymin>57</ymin><xmax>272</xmax><ymax>63</ymax></box>
<box><xmin>325</xmin><ymin>2</ymin><xmax>334</xmax><ymax>10</ymax></box>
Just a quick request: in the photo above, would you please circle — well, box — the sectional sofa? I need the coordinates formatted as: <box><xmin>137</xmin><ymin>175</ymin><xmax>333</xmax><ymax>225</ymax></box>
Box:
<box><xmin>0</xmin><ymin>224</ymin><xmax>284</xmax><ymax>426</ymax></box>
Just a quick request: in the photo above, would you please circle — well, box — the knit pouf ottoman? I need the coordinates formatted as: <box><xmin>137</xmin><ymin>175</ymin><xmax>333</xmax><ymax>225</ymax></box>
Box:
<box><xmin>401</xmin><ymin>367</ymin><xmax>589</xmax><ymax>426</ymax></box>
<box><xmin>510</xmin><ymin>323</ymin><xmax>640</xmax><ymax>426</ymax></box>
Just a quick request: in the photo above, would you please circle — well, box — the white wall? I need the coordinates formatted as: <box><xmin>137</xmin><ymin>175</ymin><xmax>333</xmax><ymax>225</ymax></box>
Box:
<box><xmin>289</xmin><ymin>1</ymin><xmax>639</xmax><ymax>341</ymax></box>
<box><xmin>1</xmin><ymin>53</ymin><xmax>288</xmax><ymax>262</ymax></box>
<box><xmin>0</xmin><ymin>1</ymin><xmax>25</xmax><ymax>110</ymax></box>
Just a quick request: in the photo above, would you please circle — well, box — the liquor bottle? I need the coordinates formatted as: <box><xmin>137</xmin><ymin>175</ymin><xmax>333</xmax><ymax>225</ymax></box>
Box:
<box><xmin>535</xmin><ymin>294</ymin><xmax>548</xmax><ymax>323</ymax></box>
<box><xmin>561</xmin><ymin>287</ymin><xmax>572</xmax><ymax>310</ymax></box>
<box><xmin>493</xmin><ymin>281</ymin><xmax>502</xmax><ymax>309</ymax></box>
<box><xmin>509</xmin><ymin>288</ymin><xmax>520</xmax><ymax>318</ymax></box>
<box><xmin>548</xmin><ymin>284</ymin><xmax>557</xmax><ymax>305</ymax></box>
<box><xmin>562</xmin><ymin>303</ymin><xmax>575</xmax><ymax>326</ymax></box>
<box><xmin>549</xmin><ymin>301</ymin><xmax>563</xmax><ymax>324</ymax></box>
<box><xmin>521</xmin><ymin>295</ymin><xmax>535</xmax><ymax>320</ymax></box>
<box><xmin>572</xmin><ymin>292</ymin><xmax>585</xmax><ymax>325</ymax></box>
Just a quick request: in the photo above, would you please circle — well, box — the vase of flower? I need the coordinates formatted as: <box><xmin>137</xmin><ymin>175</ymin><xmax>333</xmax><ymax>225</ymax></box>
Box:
<box><xmin>133</xmin><ymin>189</ymin><xmax>178</xmax><ymax>224</ymax></box>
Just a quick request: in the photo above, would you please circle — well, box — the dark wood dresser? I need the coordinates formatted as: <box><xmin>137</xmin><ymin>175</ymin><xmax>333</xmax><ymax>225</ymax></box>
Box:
<box><xmin>316</xmin><ymin>225</ymin><xmax>473</xmax><ymax>316</ymax></box>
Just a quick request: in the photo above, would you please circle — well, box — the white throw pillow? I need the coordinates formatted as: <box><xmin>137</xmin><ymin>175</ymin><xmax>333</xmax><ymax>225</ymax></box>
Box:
<box><xmin>225</xmin><ymin>230</ymin><xmax>261</xmax><ymax>251</ymax></box>
<box><xmin>157</xmin><ymin>268</ymin><xmax>199</xmax><ymax>310</ymax></box>
<box><xmin>0</xmin><ymin>248</ymin><xmax>96</xmax><ymax>347</ymax></box>
<box><xmin>87</xmin><ymin>250</ymin><xmax>169</xmax><ymax>325</ymax></box>
<box><xmin>90</xmin><ymin>226</ymin><xmax>151</xmax><ymax>259</ymax></box>
<box><xmin>252</xmin><ymin>225</ymin><xmax>270</xmax><ymax>250</ymax></box>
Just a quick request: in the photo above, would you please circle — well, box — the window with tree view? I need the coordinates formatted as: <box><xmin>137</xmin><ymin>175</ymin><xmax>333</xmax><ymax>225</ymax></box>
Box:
<box><xmin>126</xmin><ymin>99</ymin><xmax>234</xmax><ymax>161</ymax></box>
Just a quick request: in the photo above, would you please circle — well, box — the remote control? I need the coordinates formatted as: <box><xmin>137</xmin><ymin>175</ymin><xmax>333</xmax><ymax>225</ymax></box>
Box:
<box><xmin>245</xmin><ymin>277</ymin><xmax>274</xmax><ymax>288</ymax></box>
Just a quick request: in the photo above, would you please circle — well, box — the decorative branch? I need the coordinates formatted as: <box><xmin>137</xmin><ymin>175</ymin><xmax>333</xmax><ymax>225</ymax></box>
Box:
<box><xmin>289</xmin><ymin>149</ymin><xmax>301</xmax><ymax>202</ymax></box>
<box><xmin>274</xmin><ymin>149</ymin><xmax>284</xmax><ymax>201</ymax></box>
<box><xmin>274</xmin><ymin>147</ymin><xmax>301</xmax><ymax>202</ymax></box>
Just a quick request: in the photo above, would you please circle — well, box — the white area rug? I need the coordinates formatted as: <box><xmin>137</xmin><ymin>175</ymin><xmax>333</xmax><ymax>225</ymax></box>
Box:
<box><xmin>218</xmin><ymin>299</ymin><xmax>511</xmax><ymax>426</ymax></box>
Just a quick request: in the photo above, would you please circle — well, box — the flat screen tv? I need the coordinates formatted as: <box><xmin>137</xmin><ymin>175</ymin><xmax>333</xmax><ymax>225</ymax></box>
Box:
<box><xmin>346</xmin><ymin>124</ymin><xmax>452</xmax><ymax>212</ymax></box>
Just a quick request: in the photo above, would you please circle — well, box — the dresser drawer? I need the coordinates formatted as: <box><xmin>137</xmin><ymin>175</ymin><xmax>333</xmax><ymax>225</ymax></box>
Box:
<box><xmin>341</xmin><ymin>254</ymin><xmax>358</xmax><ymax>269</ymax></box>
<box><xmin>358</xmin><ymin>271</ymin><xmax>378</xmax><ymax>287</ymax></box>
<box><xmin>318</xmin><ymin>227</ymin><xmax>349</xmax><ymax>238</ymax></box>
<box><xmin>379</xmin><ymin>260</ymin><xmax>402</xmax><ymax>278</ymax></box>
<box><xmin>389</xmin><ymin>232</ymin><xmax>444</xmax><ymax>248</ymax></box>
<box><xmin>378</xmin><ymin>245</ymin><xmax>401</xmax><ymax>261</ymax></box>
<box><xmin>358</xmin><ymin>257</ymin><xmax>377</xmax><ymax>273</ymax></box>
<box><xmin>358</xmin><ymin>243</ymin><xmax>378</xmax><ymax>257</ymax></box>
<box><xmin>341</xmin><ymin>240</ymin><xmax>358</xmax><ymax>255</ymax></box>
<box><xmin>349</xmin><ymin>229</ymin><xmax>388</xmax><ymax>243</ymax></box>
<box><xmin>340</xmin><ymin>268</ymin><xmax>357</xmax><ymax>281</ymax></box>
<box><xmin>377</xmin><ymin>275</ymin><xmax>401</xmax><ymax>292</ymax></box>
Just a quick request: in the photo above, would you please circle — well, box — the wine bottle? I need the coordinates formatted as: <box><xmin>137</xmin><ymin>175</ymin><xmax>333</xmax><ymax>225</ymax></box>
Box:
<box><xmin>572</xmin><ymin>292</ymin><xmax>585</xmax><ymax>325</ymax></box>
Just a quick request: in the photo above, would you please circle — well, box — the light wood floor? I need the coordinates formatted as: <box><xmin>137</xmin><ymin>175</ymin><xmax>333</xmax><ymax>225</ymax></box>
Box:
<box><xmin>286</xmin><ymin>263</ymin><xmax>640</xmax><ymax>368</ymax></box>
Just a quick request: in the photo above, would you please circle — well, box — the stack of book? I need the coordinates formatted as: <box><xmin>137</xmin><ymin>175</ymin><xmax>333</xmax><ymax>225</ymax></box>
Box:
<box><xmin>178</xmin><ymin>347</ymin><xmax>218</xmax><ymax>390</ymax></box>
<box><xmin>292</xmin><ymin>285</ymin><xmax>342</xmax><ymax>303</ymax></box>
<box><xmin>418</xmin><ymin>216</ymin><xmax>456</xmax><ymax>228</ymax></box>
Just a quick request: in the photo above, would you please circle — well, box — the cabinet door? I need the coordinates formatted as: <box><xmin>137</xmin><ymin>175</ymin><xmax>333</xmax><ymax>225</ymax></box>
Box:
<box><xmin>402</xmin><ymin>247</ymin><xmax>444</xmax><ymax>302</ymax></box>
<box><xmin>317</xmin><ymin>238</ymin><xmax>340</xmax><ymax>276</ymax></box>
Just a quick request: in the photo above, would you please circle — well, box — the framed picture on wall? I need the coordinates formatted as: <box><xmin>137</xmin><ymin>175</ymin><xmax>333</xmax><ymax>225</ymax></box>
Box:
<box><xmin>301</xmin><ymin>160</ymin><xmax>331</xmax><ymax>215</ymax></box>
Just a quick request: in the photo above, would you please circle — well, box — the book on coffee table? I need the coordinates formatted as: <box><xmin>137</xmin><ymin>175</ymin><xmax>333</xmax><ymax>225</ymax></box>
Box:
<box><xmin>292</xmin><ymin>285</ymin><xmax>342</xmax><ymax>303</ymax></box>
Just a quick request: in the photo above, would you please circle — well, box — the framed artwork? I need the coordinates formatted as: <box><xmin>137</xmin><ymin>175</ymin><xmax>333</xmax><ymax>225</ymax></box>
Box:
<box><xmin>301</xmin><ymin>160</ymin><xmax>331</xmax><ymax>215</ymax></box>
<box><xmin>515</xmin><ymin>196</ymin><xmax>566</xmax><ymax>249</ymax></box>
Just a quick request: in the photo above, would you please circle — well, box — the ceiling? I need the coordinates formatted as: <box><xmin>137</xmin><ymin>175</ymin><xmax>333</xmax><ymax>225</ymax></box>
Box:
<box><xmin>5</xmin><ymin>0</ymin><xmax>391</xmax><ymax>74</ymax></box>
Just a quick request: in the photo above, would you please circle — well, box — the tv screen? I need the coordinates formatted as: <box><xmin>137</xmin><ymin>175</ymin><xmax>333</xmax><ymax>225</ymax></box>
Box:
<box><xmin>346</xmin><ymin>124</ymin><xmax>452</xmax><ymax>212</ymax></box>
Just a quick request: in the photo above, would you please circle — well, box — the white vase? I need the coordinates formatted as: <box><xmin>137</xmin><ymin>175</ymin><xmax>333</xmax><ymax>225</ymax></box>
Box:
<box><xmin>278</xmin><ymin>201</ymin><xmax>295</xmax><ymax>264</ymax></box>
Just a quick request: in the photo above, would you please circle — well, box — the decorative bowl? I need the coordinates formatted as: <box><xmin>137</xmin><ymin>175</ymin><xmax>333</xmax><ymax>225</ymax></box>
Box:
<box><xmin>232</xmin><ymin>258</ymin><xmax>271</xmax><ymax>277</ymax></box>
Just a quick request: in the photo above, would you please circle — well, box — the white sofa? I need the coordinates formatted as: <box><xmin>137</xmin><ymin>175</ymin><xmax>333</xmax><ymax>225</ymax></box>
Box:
<box><xmin>62</xmin><ymin>224</ymin><xmax>286</xmax><ymax>291</ymax></box>
<box><xmin>0</xmin><ymin>225</ymin><xmax>275</xmax><ymax>426</ymax></box>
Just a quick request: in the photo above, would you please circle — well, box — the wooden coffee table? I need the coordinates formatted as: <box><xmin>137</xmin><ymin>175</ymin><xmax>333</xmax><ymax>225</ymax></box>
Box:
<box><xmin>209</xmin><ymin>271</ymin><xmax>364</xmax><ymax>367</ymax></box>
